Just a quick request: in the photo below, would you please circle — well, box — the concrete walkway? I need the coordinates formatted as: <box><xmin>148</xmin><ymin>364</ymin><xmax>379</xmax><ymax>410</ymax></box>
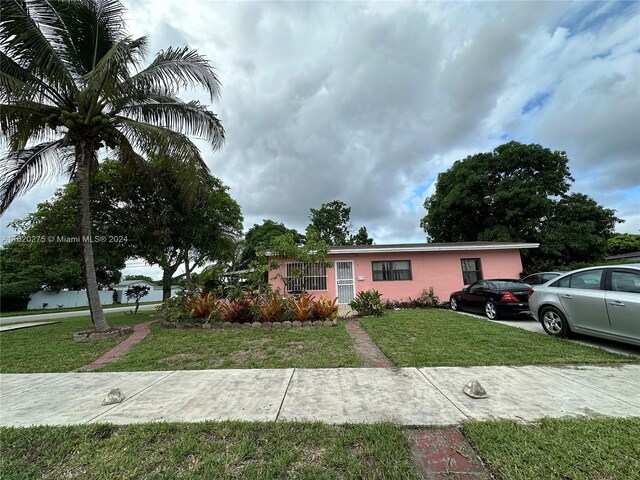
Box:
<box><xmin>0</xmin><ymin>304</ymin><xmax>161</xmax><ymax>325</ymax></box>
<box><xmin>344</xmin><ymin>320</ymin><xmax>395</xmax><ymax>368</ymax></box>
<box><xmin>1</xmin><ymin>364</ymin><xmax>639</xmax><ymax>427</ymax></box>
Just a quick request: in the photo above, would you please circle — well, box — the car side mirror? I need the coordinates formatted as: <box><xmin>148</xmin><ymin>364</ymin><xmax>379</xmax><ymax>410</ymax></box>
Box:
<box><xmin>463</xmin><ymin>287</ymin><xmax>469</xmax><ymax>293</ymax></box>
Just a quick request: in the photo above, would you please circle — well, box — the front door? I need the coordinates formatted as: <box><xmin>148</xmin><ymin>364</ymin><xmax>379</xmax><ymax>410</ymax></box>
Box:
<box><xmin>335</xmin><ymin>260</ymin><xmax>355</xmax><ymax>305</ymax></box>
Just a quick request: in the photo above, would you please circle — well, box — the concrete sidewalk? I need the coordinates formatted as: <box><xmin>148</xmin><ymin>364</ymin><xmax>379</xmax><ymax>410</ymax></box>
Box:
<box><xmin>1</xmin><ymin>365</ymin><xmax>639</xmax><ymax>427</ymax></box>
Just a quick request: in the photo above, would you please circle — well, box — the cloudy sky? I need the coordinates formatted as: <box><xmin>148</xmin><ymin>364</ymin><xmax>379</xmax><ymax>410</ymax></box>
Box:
<box><xmin>2</xmin><ymin>0</ymin><xmax>639</xmax><ymax>278</ymax></box>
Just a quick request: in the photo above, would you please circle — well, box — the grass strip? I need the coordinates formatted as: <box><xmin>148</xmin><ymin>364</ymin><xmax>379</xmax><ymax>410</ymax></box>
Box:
<box><xmin>360</xmin><ymin>309</ymin><xmax>638</xmax><ymax>366</ymax></box>
<box><xmin>0</xmin><ymin>312</ymin><xmax>154</xmax><ymax>373</ymax></box>
<box><xmin>0</xmin><ymin>421</ymin><xmax>418</xmax><ymax>479</ymax></box>
<box><xmin>463</xmin><ymin>417</ymin><xmax>640</xmax><ymax>480</ymax></box>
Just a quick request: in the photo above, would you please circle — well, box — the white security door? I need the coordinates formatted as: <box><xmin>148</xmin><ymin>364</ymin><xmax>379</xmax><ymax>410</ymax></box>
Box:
<box><xmin>336</xmin><ymin>261</ymin><xmax>355</xmax><ymax>304</ymax></box>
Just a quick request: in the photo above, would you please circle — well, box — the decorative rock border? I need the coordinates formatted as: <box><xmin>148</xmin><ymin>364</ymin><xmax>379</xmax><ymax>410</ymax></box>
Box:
<box><xmin>161</xmin><ymin>319</ymin><xmax>338</xmax><ymax>329</ymax></box>
<box><xmin>73</xmin><ymin>326</ymin><xmax>133</xmax><ymax>342</ymax></box>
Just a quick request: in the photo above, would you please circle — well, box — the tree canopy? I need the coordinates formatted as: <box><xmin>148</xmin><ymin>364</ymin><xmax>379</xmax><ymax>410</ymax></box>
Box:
<box><xmin>607</xmin><ymin>233</ymin><xmax>640</xmax><ymax>256</ymax></box>
<box><xmin>420</xmin><ymin>142</ymin><xmax>621</xmax><ymax>269</ymax></box>
<box><xmin>306</xmin><ymin>200</ymin><xmax>374</xmax><ymax>246</ymax></box>
<box><xmin>240</xmin><ymin>220</ymin><xmax>305</xmax><ymax>268</ymax></box>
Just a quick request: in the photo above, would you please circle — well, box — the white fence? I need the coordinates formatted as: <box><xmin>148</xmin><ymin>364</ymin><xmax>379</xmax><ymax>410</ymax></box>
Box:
<box><xmin>26</xmin><ymin>288</ymin><xmax>176</xmax><ymax>310</ymax></box>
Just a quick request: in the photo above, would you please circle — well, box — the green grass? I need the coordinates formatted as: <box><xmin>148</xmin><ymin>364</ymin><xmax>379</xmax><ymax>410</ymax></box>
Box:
<box><xmin>0</xmin><ymin>312</ymin><xmax>154</xmax><ymax>373</ymax></box>
<box><xmin>0</xmin><ymin>301</ymin><xmax>161</xmax><ymax>317</ymax></box>
<box><xmin>0</xmin><ymin>421</ymin><xmax>418</xmax><ymax>480</ymax></box>
<box><xmin>101</xmin><ymin>322</ymin><xmax>361</xmax><ymax>371</ymax></box>
<box><xmin>463</xmin><ymin>417</ymin><xmax>640</xmax><ymax>480</ymax></box>
<box><xmin>360</xmin><ymin>309</ymin><xmax>638</xmax><ymax>366</ymax></box>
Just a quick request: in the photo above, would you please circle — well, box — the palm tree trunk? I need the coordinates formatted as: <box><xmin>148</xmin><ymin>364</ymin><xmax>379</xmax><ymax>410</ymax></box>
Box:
<box><xmin>76</xmin><ymin>143</ymin><xmax>109</xmax><ymax>331</ymax></box>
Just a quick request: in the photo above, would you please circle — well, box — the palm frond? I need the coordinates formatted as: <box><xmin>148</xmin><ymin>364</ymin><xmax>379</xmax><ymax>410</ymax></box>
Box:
<box><xmin>119</xmin><ymin>99</ymin><xmax>224</xmax><ymax>150</ymax></box>
<box><xmin>0</xmin><ymin>140</ymin><xmax>70</xmax><ymax>213</ymax></box>
<box><xmin>40</xmin><ymin>0</ymin><xmax>128</xmax><ymax>76</ymax></box>
<box><xmin>0</xmin><ymin>52</ymin><xmax>68</xmax><ymax>105</ymax></box>
<box><xmin>0</xmin><ymin>101</ymin><xmax>62</xmax><ymax>149</ymax></box>
<box><xmin>115</xmin><ymin>118</ymin><xmax>207</xmax><ymax>164</ymax></box>
<box><xmin>124</xmin><ymin>47</ymin><xmax>221</xmax><ymax>102</ymax></box>
<box><xmin>84</xmin><ymin>36</ymin><xmax>147</xmax><ymax>108</ymax></box>
<box><xmin>0</xmin><ymin>0</ymin><xmax>77</xmax><ymax>96</ymax></box>
<box><xmin>114</xmin><ymin>120</ymin><xmax>211</xmax><ymax>201</ymax></box>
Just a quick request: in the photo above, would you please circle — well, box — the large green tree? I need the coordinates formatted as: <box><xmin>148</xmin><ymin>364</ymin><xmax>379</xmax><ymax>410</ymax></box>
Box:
<box><xmin>421</xmin><ymin>142</ymin><xmax>621</xmax><ymax>268</ymax></box>
<box><xmin>120</xmin><ymin>158</ymin><xmax>243</xmax><ymax>300</ymax></box>
<box><xmin>240</xmin><ymin>220</ymin><xmax>305</xmax><ymax>268</ymax></box>
<box><xmin>306</xmin><ymin>200</ymin><xmax>374</xmax><ymax>246</ymax></box>
<box><xmin>36</xmin><ymin>158</ymin><xmax>243</xmax><ymax>300</ymax></box>
<box><xmin>421</xmin><ymin>142</ymin><xmax>573</xmax><ymax>243</ymax></box>
<box><xmin>0</xmin><ymin>0</ymin><xmax>225</xmax><ymax>330</ymax></box>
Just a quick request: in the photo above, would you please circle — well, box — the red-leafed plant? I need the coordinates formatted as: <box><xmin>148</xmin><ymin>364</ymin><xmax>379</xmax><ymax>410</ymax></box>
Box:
<box><xmin>290</xmin><ymin>293</ymin><xmax>314</xmax><ymax>321</ymax></box>
<box><xmin>186</xmin><ymin>293</ymin><xmax>222</xmax><ymax>321</ymax></box>
<box><xmin>221</xmin><ymin>297</ymin><xmax>255</xmax><ymax>324</ymax></box>
<box><xmin>258</xmin><ymin>295</ymin><xmax>286</xmax><ymax>322</ymax></box>
<box><xmin>313</xmin><ymin>295</ymin><xmax>338</xmax><ymax>320</ymax></box>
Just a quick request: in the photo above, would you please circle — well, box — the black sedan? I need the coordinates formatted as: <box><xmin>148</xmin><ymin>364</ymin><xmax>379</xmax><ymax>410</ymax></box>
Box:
<box><xmin>449</xmin><ymin>279</ymin><xmax>532</xmax><ymax>319</ymax></box>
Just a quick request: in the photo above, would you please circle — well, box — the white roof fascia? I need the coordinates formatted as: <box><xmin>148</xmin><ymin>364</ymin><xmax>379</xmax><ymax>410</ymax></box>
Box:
<box><xmin>325</xmin><ymin>243</ymin><xmax>540</xmax><ymax>255</ymax></box>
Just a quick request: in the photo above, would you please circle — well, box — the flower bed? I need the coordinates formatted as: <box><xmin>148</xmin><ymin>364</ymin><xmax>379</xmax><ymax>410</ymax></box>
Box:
<box><xmin>160</xmin><ymin>319</ymin><xmax>338</xmax><ymax>329</ymax></box>
<box><xmin>160</xmin><ymin>290</ymin><xmax>340</xmax><ymax>326</ymax></box>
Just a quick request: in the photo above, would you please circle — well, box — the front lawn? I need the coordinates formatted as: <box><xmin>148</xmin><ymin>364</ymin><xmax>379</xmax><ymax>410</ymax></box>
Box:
<box><xmin>100</xmin><ymin>322</ymin><xmax>361</xmax><ymax>371</ymax></box>
<box><xmin>463</xmin><ymin>417</ymin><xmax>640</xmax><ymax>480</ymax></box>
<box><xmin>0</xmin><ymin>421</ymin><xmax>417</xmax><ymax>479</ymax></box>
<box><xmin>360</xmin><ymin>309</ymin><xmax>638</xmax><ymax>366</ymax></box>
<box><xmin>0</xmin><ymin>312</ymin><xmax>154</xmax><ymax>373</ymax></box>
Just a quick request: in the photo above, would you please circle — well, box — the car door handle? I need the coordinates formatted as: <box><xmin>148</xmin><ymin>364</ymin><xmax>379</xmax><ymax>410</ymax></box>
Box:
<box><xmin>608</xmin><ymin>301</ymin><xmax>625</xmax><ymax>307</ymax></box>
<box><xmin>561</xmin><ymin>295</ymin><xmax>573</xmax><ymax>299</ymax></box>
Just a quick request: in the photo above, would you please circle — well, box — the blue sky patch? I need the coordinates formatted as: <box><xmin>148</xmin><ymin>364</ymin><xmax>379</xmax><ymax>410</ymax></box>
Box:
<box><xmin>522</xmin><ymin>91</ymin><xmax>553</xmax><ymax>115</ymax></box>
<box><xmin>560</xmin><ymin>1</ymin><xmax>638</xmax><ymax>37</ymax></box>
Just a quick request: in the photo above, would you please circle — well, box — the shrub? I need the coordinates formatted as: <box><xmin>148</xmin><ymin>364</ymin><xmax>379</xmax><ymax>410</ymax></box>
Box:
<box><xmin>258</xmin><ymin>295</ymin><xmax>287</xmax><ymax>322</ymax></box>
<box><xmin>383</xmin><ymin>287</ymin><xmax>440</xmax><ymax>309</ymax></box>
<box><xmin>313</xmin><ymin>295</ymin><xmax>338</xmax><ymax>320</ymax></box>
<box><xmin>290</xmin><ymin>293</ymin><xmax>314</xmax><ymax>321</ymax></box>
<box><xmin>186</xmin><ymin>292</ymin><xmax>222</xmax><ymax>322</ymax></box>
<box><xmin>160</xmin><ymin>289</ymin><xmax>198</xmax><ymax>323</ymax></box>
<box><xmin>349</xmin><ymin>290</ymin><xmax>384</xmax><ymax>317</ymax></box>
<box><xmin>221</xmin><ymin>297</ymin><xmax>256</xmax><ymax>324</ymax></box>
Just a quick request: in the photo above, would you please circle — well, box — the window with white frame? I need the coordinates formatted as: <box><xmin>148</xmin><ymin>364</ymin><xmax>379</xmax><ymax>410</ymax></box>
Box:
<box><xmin>285</xmin><ymin>262</ymin><xmax>327</xmax><ymax>292</ymax></box>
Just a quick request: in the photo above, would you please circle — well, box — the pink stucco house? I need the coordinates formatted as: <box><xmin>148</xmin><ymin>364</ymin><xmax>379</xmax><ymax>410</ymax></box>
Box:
<box><xmin>268</xmin><ymin>241</ymin><xmax>538</xmax><ymax>304</ymax></box>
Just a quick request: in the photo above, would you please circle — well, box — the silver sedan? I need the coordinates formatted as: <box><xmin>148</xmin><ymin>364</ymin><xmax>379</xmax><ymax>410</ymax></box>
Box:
<box><xmin>528</xmin><ymin>264</ymin><xmax>640</xmax><ymax>346</ymax></box>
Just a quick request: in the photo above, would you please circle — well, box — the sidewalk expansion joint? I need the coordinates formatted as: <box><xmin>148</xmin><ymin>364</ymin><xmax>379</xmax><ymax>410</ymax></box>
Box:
<box><xmin>275</xmin><ymin>368</ymin><xmax>296</xmax><ymax>422</ymax></box>
<box><xmin>83</xmin><ymin>370</ymin><xmax>177</xmax><ymax>424</ymax></box>
<box><xmin>417</xmin><ymin>368</ymin><xmax>470</xmax><ymax>421</ymax></box>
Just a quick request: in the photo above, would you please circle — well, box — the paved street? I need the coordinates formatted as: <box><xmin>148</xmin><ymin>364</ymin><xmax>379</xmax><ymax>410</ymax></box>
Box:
<box><xmin>1</xmin><ymin>365</ymin><xmax>639</xmax><ymax>427</ymax></box>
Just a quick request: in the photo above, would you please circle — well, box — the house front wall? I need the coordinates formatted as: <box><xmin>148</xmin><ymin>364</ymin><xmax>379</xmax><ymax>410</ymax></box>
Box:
<box><xmin>268</xmin><ymin>248</ymin><xmax>524</xmax><ymax>303</ymax></box>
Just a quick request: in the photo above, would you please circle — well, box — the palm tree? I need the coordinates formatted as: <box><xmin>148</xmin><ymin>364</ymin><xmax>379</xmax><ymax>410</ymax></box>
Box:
<box><xmin>0</xmin><ymin>0</ymin><xmax>225</xmax><ymax>330</ymax></box>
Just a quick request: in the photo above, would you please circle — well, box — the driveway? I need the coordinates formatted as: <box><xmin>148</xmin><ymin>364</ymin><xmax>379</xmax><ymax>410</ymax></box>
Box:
<box><xmin>0</xmin><ymin>304</ymin><xmax>161</xmax><ymax>325</ymax></box>
<box><xmin>454</xmin><ymin>311</ymin><xmax>640</xmax><ymax>358</ymax></box>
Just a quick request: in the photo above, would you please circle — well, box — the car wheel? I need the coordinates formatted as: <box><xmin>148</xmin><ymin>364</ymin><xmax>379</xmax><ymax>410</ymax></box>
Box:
<box><xmin>540</xmin><ymin>306</ymin><xmax>570</xmax><ymax>338</ymax></box>
<box><xmin>484</xmin><ymin>300</ymin><xmax>499</xmax><ymax>320</ymax></box>
<box><xmin>450</xmin><ymin>297</ymin><xmax>458</xmax><ymax>311</ymax></box>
